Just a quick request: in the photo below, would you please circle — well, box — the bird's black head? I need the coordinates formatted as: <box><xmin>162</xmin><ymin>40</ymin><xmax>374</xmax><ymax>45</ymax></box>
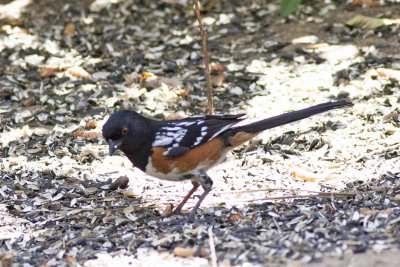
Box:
<box><xmin>102</xmin><ymin>110</ymin><xmax>151</xmax><ymax>156</ymax></box>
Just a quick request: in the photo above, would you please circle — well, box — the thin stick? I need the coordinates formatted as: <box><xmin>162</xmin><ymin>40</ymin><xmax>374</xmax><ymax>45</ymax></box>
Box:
<box><xmin>234</xmin><ymin>192</ymin><xmax>355</xmax><ymax>203</ymax></box>
<box><xmin>215</xmin><ymin>188</ymin><xmax>328</xmax><ymax>195</ymax></box>
<box><xmin>208</xmin><ymin>227</ymin><xmax>218</xmax><ymax>267</ymax></box>
<box><xmin>193</xmin><ymin>0</ymin><xmax>214</xmax><ymax>114</ymax></box>
<box><xmin>142</xmin><ymin>188</ymin><xmax>355</xmax><ymax>197</ymax></box>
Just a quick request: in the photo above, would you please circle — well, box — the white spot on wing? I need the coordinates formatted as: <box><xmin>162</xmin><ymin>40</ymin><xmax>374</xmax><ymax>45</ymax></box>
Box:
<box><xmin>162</xmin><ymin>126</ymin><xmax>184</xmax><ymax>131</ymax></box>
<box><xmin>176</xmin><ymin>121</ymin><xmax>196</xmax><ymax>126</ymax></box>
<box><xmin>153</xmin><ymin>126</ymin><xmax>187</xmax><ymax>146</ymax></box>
<box><xmin>193</xmin><ymin>136</ymin><xmax>204</xmax><ymax>146</ymax></box>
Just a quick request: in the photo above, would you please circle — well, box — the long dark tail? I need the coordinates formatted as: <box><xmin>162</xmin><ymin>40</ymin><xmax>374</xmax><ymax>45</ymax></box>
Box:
<box><xmin>232</xmin><ymin>100</ymin><xmax>352</xmax><ymax>134</ymax></box>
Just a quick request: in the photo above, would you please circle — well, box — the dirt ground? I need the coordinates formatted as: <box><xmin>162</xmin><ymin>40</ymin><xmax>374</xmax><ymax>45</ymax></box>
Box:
<box><xmin>1</xmin><ymin>0</ymin><xmax>400</xmax><ymax>266</ymax></box>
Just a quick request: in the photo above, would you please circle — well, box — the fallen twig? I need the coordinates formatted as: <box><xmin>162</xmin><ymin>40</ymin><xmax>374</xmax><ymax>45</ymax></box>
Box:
<box><xmin>236</xmin><ymin>192</ymin><xmax>356</xmax><ymax>203</ymax></box>
<box><xmin>193</xmin><ymin>0</ymin><xmax>214</xmax><ymax>114</ymax></box>
<box><xmin>216</xmin><ymin>188</ymin><xmax>326</xmax><ymax>194</ymax></box>
<box><xmin>208</xmin><ymin>227</ymin><xmax>218</xmax><ymax>267</ymax></box>
<box><xmin>143</xmin><ymin>187</ymin><xmax>355</xmax><ymax>197</ymax></box>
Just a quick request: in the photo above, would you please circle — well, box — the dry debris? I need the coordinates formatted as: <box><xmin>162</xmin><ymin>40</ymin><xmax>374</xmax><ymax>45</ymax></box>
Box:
<box><xmin>1</xmin><ymin>0</ymin><xmax>400</xmax><ymax>266</ymax></box>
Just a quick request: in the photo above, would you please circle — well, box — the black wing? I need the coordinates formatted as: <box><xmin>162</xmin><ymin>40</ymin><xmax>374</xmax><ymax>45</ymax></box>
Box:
<box><xmin>152</xmin><ymin>114</ymin><xmax>246</xmax><ymax>158</ymax></box>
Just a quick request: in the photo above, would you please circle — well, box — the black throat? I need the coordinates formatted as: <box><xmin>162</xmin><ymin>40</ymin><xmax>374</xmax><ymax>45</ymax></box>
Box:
<box><xmin>122</xmin><ymin>145</ymin><xmax>153</xmax><ymax>172</ymax></box>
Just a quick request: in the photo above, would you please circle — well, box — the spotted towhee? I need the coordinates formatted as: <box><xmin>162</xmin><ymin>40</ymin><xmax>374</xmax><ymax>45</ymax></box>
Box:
<box><xmin>102</xmin><ymin>100</ymin><xmax>351</xmax><ymax>221</ymax></box>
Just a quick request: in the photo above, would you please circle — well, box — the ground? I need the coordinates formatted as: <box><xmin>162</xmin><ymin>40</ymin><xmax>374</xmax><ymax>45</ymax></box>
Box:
<box><xmin>0</xmin><ymin>0</ymin><xmax>400</xmax><ymax>266</ymax></box>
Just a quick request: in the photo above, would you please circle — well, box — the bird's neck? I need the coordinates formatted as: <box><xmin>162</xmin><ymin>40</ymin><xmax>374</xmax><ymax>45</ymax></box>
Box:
<box><xmin>122</xmin><ymin>145</ymin><xmax>152</xmax><ymax>172</ymax></box>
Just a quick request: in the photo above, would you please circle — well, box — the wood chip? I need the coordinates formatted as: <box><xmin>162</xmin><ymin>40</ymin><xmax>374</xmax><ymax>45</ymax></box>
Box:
<box><xmin>63</xmin><ymin>23</ymin><xmax>76</xmax><ymax>36</ymax></box>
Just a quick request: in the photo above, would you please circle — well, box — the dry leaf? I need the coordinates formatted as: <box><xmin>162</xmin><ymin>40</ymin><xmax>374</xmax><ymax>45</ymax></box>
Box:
<box><xmin>73</xmin><ymin>130</ymin><xmax>102</xmax><ymax>139</ymax></box>
<box><xmin>229</xmin><ymin>212</ymin><xmax>245</xmax><ymax>221</ymax></box>
<box><xmin>328</xmin><ymin>165</ymin><xmax>340</xmax><ymax>169</ymax></box>
<box><xmin>348</xmin><ymin>0</ymin><xmax>381</xmax><ymax>6</ymax></box>
<box><xmin>140</xmin><ymin>72</ymin><xmax>182</xmax><ymax>89</ymax></box>
<box><xmin>85</xmin><ymin>121</ymin><xmax>98</xmax><ymax>129</ymax></box>
<box><xmin>292</xmin><ymin>87</ymin><xmax>317</xmax><ymax>93</ymax></box>
<box><xmin>291</xmin><ymin>168</ymin><xmax>317</xmax><ymax>182</ymax></box>
<box><xmin>68</xmin><ymin>66</ymin><xmax>91</xmax><ymax>79</ymax></box>
<box><xmin>173</xmin><ymin>247</ymin><xmax>196</xmax><ymax>258</ymax></box>
<box><xmin>165</xmin><ymin>113</ymin><xmax>184</xmax><ymax>120</ymax></box>
<box><xmin>360</xmin><ymin>208</ymin><xmax>391</xmax><ymax>216</ymax></box>
<box><xmin>22</xmin><ymin>96</ymin><xmax>35</xmax><ymax>107</ymax></box>
<box><xmin>38</xmin><ymin>66</ymin><xmax>64</xmax><ymax>77</ymax></box>
<box><xmin>140</xmin><ymin>71</ymin><xmax>157</xmax><ymax>87</ymax></box>
<box><xmin>174</xmin><ymin>89</ymin><xmax>189</xmax><ymax>97</ymax></box>
<box><xmin>210</xmin><ymin>62</ymin><xmax>227</xmax><ymax>86</ymax></box>
<box><xmin>173</xmin><ymin>247</ymin><xmax>206</xmax><ymax>258</ymax></box>
<box><xmin>141</xmin><ymin>72</ymin><xmax>156</xmax><ymax>80</ymax></box>
<box><xmin>385</xmin><ymin>128</ymin><xmax>396</xmax><ymax>135</ymax></box>
<box><xmin>64</xmin><ymin>23</ymin><xmax>76</xmax><ymax>36</ymax></box>
<box><xmin>210</xmin><ymin>62</ymin><xmax>224</xmax><ymax>72</ymax></box>
<box><xmin>211</xmin><ymin>72</ymin><xmax>227</xmax><ymax>87</ymax></box>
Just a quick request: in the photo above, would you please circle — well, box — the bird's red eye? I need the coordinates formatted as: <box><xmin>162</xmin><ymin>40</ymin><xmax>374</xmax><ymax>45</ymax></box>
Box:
<box><xmin>121</xmin><ymin>127</ymin><xmax>128</xmax><ymax>135</ymax></box>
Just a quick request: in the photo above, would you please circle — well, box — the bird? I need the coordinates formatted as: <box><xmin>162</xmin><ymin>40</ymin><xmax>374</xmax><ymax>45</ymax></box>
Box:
<box><xmin>102</xmin><ymin>100</ymin><xmax>351</xmax><ymax>222</ymax></box>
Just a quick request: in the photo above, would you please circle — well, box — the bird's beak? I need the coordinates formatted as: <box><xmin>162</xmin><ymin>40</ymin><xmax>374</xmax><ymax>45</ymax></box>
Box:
<box><xmin>108</xmin><ymin>139</ymin><xmax>123</xmax><ymax>156</ymax></box>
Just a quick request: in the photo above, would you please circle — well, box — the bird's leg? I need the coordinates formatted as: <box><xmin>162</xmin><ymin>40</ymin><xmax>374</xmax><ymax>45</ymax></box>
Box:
<box><xmin>187</xmin><ymin>172</ymin><xmax>213</xmax><ymax>222</ymax></box>
<box><xmin>172</xmin><ymin>181</ymin><xmax>200</xmax><ymax>215</ymax></box>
